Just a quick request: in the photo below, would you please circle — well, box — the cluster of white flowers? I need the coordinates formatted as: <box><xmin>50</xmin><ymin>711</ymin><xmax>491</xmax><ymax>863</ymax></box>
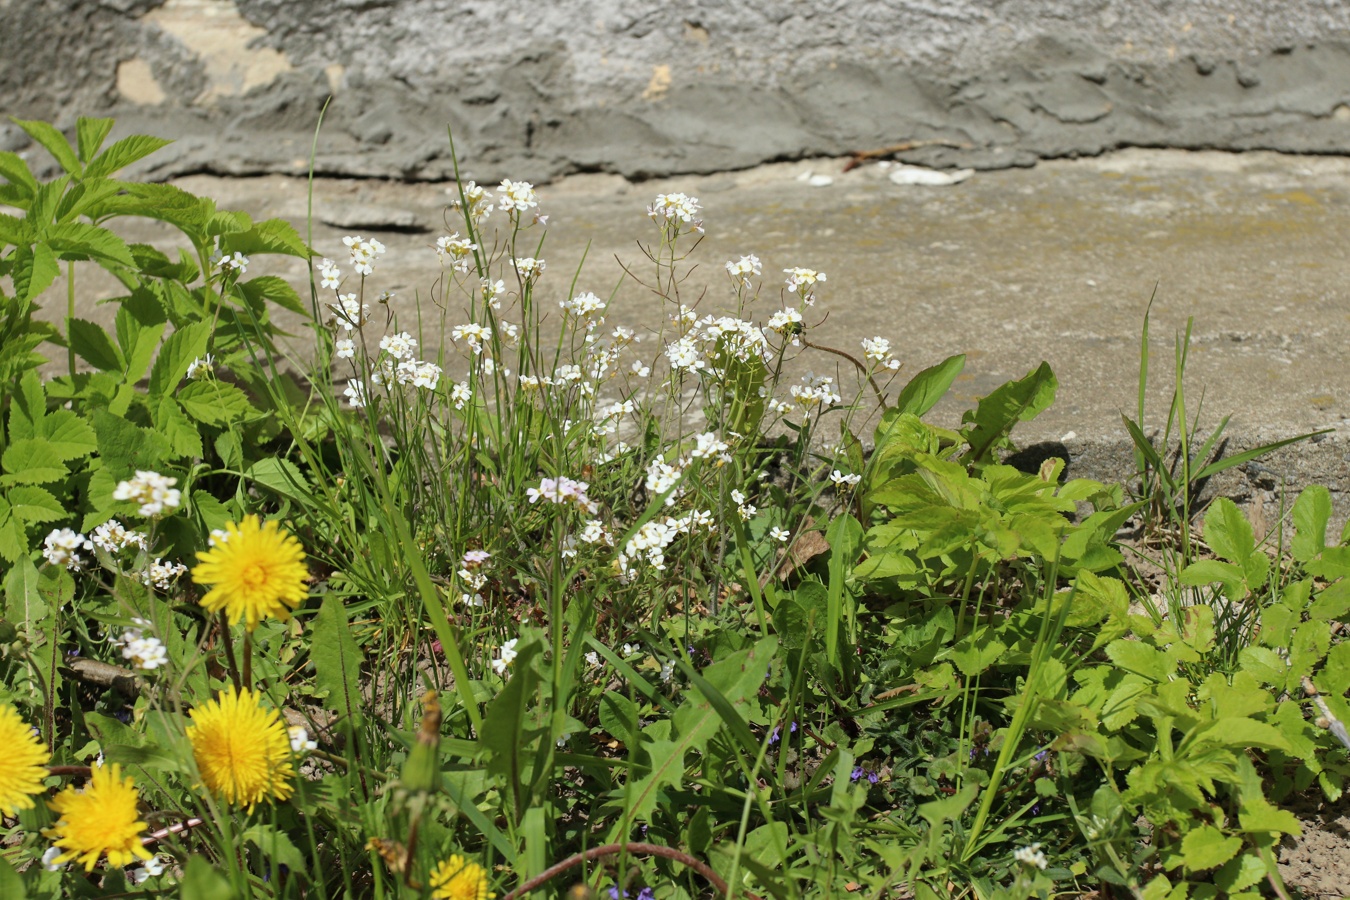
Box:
<box><xmin>783</xmin><ymin>267</ymin><xmax>826</xmax><ymax>303</ymax></box>
<box><xmin>128</xmin><ymin>855</ymin><xmax>168</xmax><ymax>884</ymax></box>
<box><xmin>659</xmin><ymin>657</ymin><xmax>677</xmax><ymax>683</ymax></box>
<box><xmin>329</xmin><ymin>294</ymin><xmax>369</xmax><ymax>332</ymax></box>
<box><xmin>450</xmin><ymin>380</ymin><xmax>472</xmax><ymax>409</ymax></box>
<box><xmin>451</xmin><ymin>322</ymin><xmax>492</xmax><ymax>355</ymax></box>
<box><xmin>344</xmin><ymin>381</ymin><xmax>368</xmax><ymax>408</ymax></box>
<box><xmin>497</xmin><ymin>179</ymin><xmax>539</xmax><ymax>214</ymax></box>
<box><xmin>688</xmin><ymin>431</ymin><xmax>731</xmax><ymax>464</ymax></box>
<box><xmin>212</xmin><ymin>250</ymin><xmax>249</xmax><ymax>276</ymax></box>
<box><xmin>563</xmin><ymin>517</ymin><xmax>616</xmax><ymax>559</ymax></box>
<box><xmin>318</xmin><ymin>258</ymin><xmax>342</xmax><ymax>290</ymax></box>
<box><xmin>562</xmin><ymin>291</ymin><xmax>606</xmax><ymax>318</ymax></box>
<box><xmin>141</xmin><ymin>558</ymin><xmax>187</xmax><ymax>592</ymax></box>
<box><xmin>457</xmin><ymin>549</ymin><xmax>491</xmax><ymax>607</ymax></box>
<box><xmin>288</xmin><ymin>725</ymin><xmax>318</xmax><ymax>754</ymax></box>
<box><xmin>112</xmin><ymin>619</ymin><xmax>168</xmax><ymax>671</ymax></box>
<box><xmin>451</xmin><ymin>181</ymin><xmax>495</xmax><ymax>224</ymax></box>
<box><xmin>343</xmin><ymin>235</ymin><xmax>386</xmax><ymax>276</ymax></box>
<box><xmin>698</xmin><ymin>315</ymin><xmax>771</xmax><ymax>365</ymax></box>
<box><xmin>513</xmin><ymin>257</ymin><xmax>545</xmax><ymax>283</ymax></box>
<box><xmin>725</xmin><ymin>254</ymin><xmax>762</xmax><ymax>288</ymax></box>
<box><xmin>774</xmin><ymin>373</ymin><xmax>842</xmax><ymax>419</ymax></box>
<box><xmin>861</xmin><ymin>336</ymin><xmax>901</xmax><ymax>371</ymax></box>
<box><xmin>91</xmin><ymin>520</ymin><xmax>149</xmax><ymax>555</ymax></box>
<box><xmin>526</xmin><ymin>476</ymin><xmax>599</xmax><ymax>515</ymax></box>
<box><xmin>43</xmin><ymin>528</ymin><xmax>92</xmax><ymax>570</ymax></box>
<box><xmin>647</xmin><ymin>192</ymin><xmax>703</xmax><ymax>233</ymax></box>
<box><xmin>379</xmin><ymin>331</ymin><xmax>418</xmax><ymax>360</ymax></box>
<box><xmin>730</xmin><ymin>489</ymin><xmax>757</xmax><ymax>522</ymax></box>
<box><xmin>1012</xmin><ymin>843</ymin><xmax>1048</xmax><ymax>870</ymax></box>
<box><xmin>766</xmin><ymin>307</ymin><xmax>804</xmax><ymax>344</ymax></box>
<box><xmin>492</xmin><ymin>637</ymin><xmax>519</xmax><ymax>676</ymax></box>
<box><xmin>113</xmin><ymin>471</ymin><xmax>181</xmax><ymax>517</ymax></box>
<box><xmin>435</xmin><ymin>233</ymin><xmax>478</xmax><ymax>274</ymax></box>
<box><xmin>830</xmin><ymin>470</ymin><xmax>863</xmax><ymax>488</ymax></box>
<box><xmin>644</xmin><ymin>459</ymin><xmax>684</xmax><ymax>505</ymax></box>
<box><xmin>594</xmin><ymin>399</ymin><xmax>636</xmax><ymax>436</ymax></box>
<box><xmin>480</xmin><ymin>277</ymin><xmax>506</xmax><ymax>308</ymax></box>
<box><xmin>664</xmin><ymin>335</ymin><xmax>704</xmax><ymax>372</ymax></box>
<box><xmin>185</xmin><ymin>354</ymin><xmax>214</xmax><ymax>381</ymax></box>
<box><xmin>614</xmin><ymin>509</ymin><xmax>715</xmax><ymax>580</ymax></box>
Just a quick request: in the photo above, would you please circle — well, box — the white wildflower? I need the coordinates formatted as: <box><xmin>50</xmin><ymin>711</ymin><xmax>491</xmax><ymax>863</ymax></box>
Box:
<box><xmin>141</xmin><ymin>558</ymin><xmax>187</xmax><ymax>591</ymax></box>
<box><xmin>725</xmin><ymin>254</ymin><xmax>762</xmax><ymax>288</ymax></box>
<box><xmin>91</xmin><ymin>520</ymin><xmax>148</xmax><ymax>555</ymax></box>
<box><xmin>770</xmin><ymin>526</ymin><xmax>791</xmax><ymax>542</ymax></box>
<box><xmin>379</xmin><ymin>331</ymin><xmax>418</xmax><ymax>361</ymax></box>
<box><xmin>435</xmin><ymin>233</ymin><xmax>478</xmax><ymax>273</ymax></box>
<box><xmin>497</xmin><ymin>179</ymin><xmax>538</xmax><ymax>213</ymax></box>
<box><xmin>288</xmin><ymin>726</ymin><xmax>318</xmax><ymax>754</ymax></box>
<box><xmin>185</xmin><ymin>354</ymin><xmax>214</xmax><ymax>381</ymax></box>
<box><xmin>562</xmin><ymin>291</ymin><xmax>606</xmax><ymax>317</ymax></box>
<box><xmin>112</xmin><ymin>471</ymin><xmax>181</xmax><ymax>517</ymax></box>
<box><xmin>334</xmin><ymin>338</ymin><xmax>356</xmax><ymax>359</ymax></box>
<box><xmin>1013</xmin><ymin>844</ymin><xmax>1048</xmax><ymax>870</ymax></box>
<box><xmin>492</xmin><ymin>637</ymin><xmax>520</xmax><ymax>676</ymax></box>
<box><xmin>513</xmin><ymin>257</ymin><xmax>545</xmax><ymax>282</ymax></box>
<box><xmin>450</xmin><ymin>381</ymin><xmax>472</xmax><ymax>410</ymax></box>
<box><xmin>830</xmin><ymin>470</ymin><xmax>862</xmax><ymax>488</ymax></box>
<box><xmin>42</xmin><ymin>528</ymin><xmax>92</xmax><ymax>571</ymax></box>
<box><xmin>343</xmin><ymin>381</ymin><xmax>367</xmax><ymax>408</ymax></box>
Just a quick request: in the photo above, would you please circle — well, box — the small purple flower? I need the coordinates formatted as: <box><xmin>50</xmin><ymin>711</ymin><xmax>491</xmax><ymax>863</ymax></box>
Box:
<box><xmin>868</xmin><ymin>770</ymin><xmax>879</xmax><ymax>784</ymax></box>
<box><xmin>608</xmin><ymin>888</ymin><xmax>626</xmax><ymax>900</ymax></box>
<box><xmin>636</xmin><ymin>889</ymin><xmax>655</xmax><ymax>900</ymax></box>
<box><xmin>851</xmin><ymin>765</ymin><xmax>879</xmax><ymax>784</ymax></box>
<box><xmin>768</xmin><ymin>721</ymin><xmax>797</xmax><ymax>745</ymax></box>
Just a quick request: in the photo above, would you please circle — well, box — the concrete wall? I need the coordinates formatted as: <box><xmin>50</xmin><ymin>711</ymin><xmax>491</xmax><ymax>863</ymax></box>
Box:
<box><xmin>5</xmin><ymin>0</ymin><xmax>1350</xmax><ymax>182</ymax></box>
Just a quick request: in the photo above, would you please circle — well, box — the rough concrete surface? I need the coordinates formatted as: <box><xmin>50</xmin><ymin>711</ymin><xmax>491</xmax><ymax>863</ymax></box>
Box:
<box><xmin>4</xmin><ymin>1</ymin><xmax>1350</xmax><ymax>182</ymax></box>
<box><xmin>31</xmin><ymin>146</ymin><xmax>1350</xmax><ymax>538</ymax></box>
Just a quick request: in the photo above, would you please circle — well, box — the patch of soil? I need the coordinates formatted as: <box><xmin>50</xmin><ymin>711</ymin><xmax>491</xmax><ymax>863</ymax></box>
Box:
<box><xmin>1279</xmin><ymin>797</ymin><xmax>1350</xmax><ymax>898</ymax></box>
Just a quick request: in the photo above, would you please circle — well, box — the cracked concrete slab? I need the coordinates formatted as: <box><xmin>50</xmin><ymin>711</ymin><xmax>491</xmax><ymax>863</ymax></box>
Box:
<box><xmin>28</xmin><ymin>147</ymin><xmax>1350</xmax><ymax>528</ymax></box>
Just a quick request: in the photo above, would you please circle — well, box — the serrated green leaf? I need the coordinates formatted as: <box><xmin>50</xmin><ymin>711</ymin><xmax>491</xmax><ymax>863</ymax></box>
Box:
<box><xmin>147</xmin><ymin>320</ymin><xmax>211</xmax><ymax>399</ymax></box>
<box><xmin>0</xmin><ymin>151</ymin><xmax>37</xmax><ymax>198</ymax></box>
<box><xmin>11</xmin><ymin>243</ymin><xmax>59</xmax><ymax>303</ymax></box>
<box><xmin>69</xmin><ymin>318</ymin><xmax>123</xmax><ymax>371</ymax></box>
<box><xmin>114</xmin><ymin>289</ymin><xmax>168</xmax><ymax>381</ymax></box>
<box><xmin>177</xmin><ymin>381</ymin><xmax>258</xmax><ymax>426</ymax></box>
<box><xmin>75</xmin><ymin>116</ymin><xmax>115</xmax><ymax>164</ymax></box>
<box><xmin>0</xmin><ymin>209</ymin><xmax>27</xmax><ymax>242</ymax></box>
<box><xmin>1106</xmin><ymin>639</ymin><xmax>1173</xmax><ymax>682</ymax></box>
<box><xmin>1203</xmin><ymin>498</ymin><xmax>1255</xmax><ymax>566</ymax></box>
<box><xmin>92</xmin><ymin>409</ymin><xmax>168</xmax><ymax>477</ymax></box>
<box><xmin>154</xmin><ymin>397</ymin><xmax>204</xmax><ymax>460</ymax></box>
<box><xmin>220</xmin><ymin>218</ymin><xmax>312</xmax><ymax>260</ymax></box>
<box><xmin>39</xmin><ymin>410</ymin><xmax>97</xmax><ymax>461</ymax></box>
<box><xmin>9</xmin><ymin>369</ymin><xmax>45</xmax><ymax>443</ymax></box>
<box><xmin>1293</xmin><ymin>485</ymin><xmax>1331</xmax><ymax>562</ymax></box>
<box><xmin>236</xmin><ymin>275</ymin><xmax>308</xmax><ymax>315</ymax></box>
<box><xmin>241</xmin><ymin>825</ymin><xmax>307</xmax><ymax>875</ymax></box>
<box><xmin>1179</xmin><ymin>559</ymin><xmax>1247</xmax><ymax>600</ymax></box>
<box><xmin>12</xmin><ymin>118</ymin><xmax>79</xmax><ymax>175</ymax></box>
<box><xmin>84</xmin><ymin>134</ymin><xmax>172</xmax><ymax>179</ymax></box>
<box><xmin>1180</xmin><ymin>824</ymin><xmax>1241</xmax><ymax>871</ymax></box>
<box><xmin>2</xmin><ymin>558</ymin><xmax>46</xmax><ymax>629</ymax></box>
<box><xmin>1</xmin><ymin>439</ymin><xmax>68</xmax><ymax>485</ymax></box>
<box><xmin>244</xmin><ymin>458</ymin><xmax>310</xmax><ymax>503</ymax></box>
<box><xmin>43</xmin><ymin>221</ymin><xmax>135</xmax><ymax>267</ymax></box>
<box><xmin>311</xmin><ymin>595</ymin><xmax>363</xmax><ymax>726</ymax></box>
<box><xmin>7</xmin><ymin>485</ymin><xmax>66</xmax><ymax>525</ymax></box>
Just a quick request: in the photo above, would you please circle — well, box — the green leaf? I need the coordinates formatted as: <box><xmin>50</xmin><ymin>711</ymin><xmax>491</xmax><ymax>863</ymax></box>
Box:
<box><xmin>182</xmin><ymin>856</ymin><xmax>242</xmax><ymax>900</ymax></box>
<box><xmin>220</xmin><ymin>218</ymin><xmax>311</xmax><ymax>259</ymax></box>
<box><xmin>480</xmin><ymin>639</ymin><xmax>543</xmax><ymax>782</ymax></box>
<box><xmin>1308</xmin><ymin>579</ymin><xmax>1350</xmax><ymax>621</ymax></box>
<box><xmin>244</xmin><ymin>458</ymin><xmax>310</xmax><ymax>503</ymax></box>
<box><xmin>9</xmin><ymin>369</ymin><xmax>45</xmax><ymax>442</ymax></box>
<box><xmin>177</xmin><ymin>381</ymin><xmax>259</xmax><ymax>426</ymax></box>
<box><xmin>12</xmin><ymin>118</ymin><xmax>79</xmax><ymax>175</ymax></box>
<box><xmin>598</xmin><ymin>693</ymin><xmax>639</xmax><ymax>745</ymax></box>
<box><xmin>1</xmin><ymin>439</ymin><xmax>68</xmax><ymax>485</ymax></box>
<box><xmin>69</xmin><ymin>318</ymin><xmax>123</xmax><ymax>371</ymax></box>
<box><xmin>1179</xmin><ymin>559</ymin><xmax>1247</xmax><ymax>600</ymax></box>
<box><xmin>3</xmin><ymin>559</ymin><xmax>48</xmax><ymax>631</ymax></box>
<box><xmin>311</xmin><ymin>595</ymin><xmax>364</xmax><ymax>726</ymax></box>
<box><xmin>236</xmin><ymin>275</ymin><xmax>308</xmax><ymax>316</ymax></box>
<box><xmin>1292</xmin><ymin>485</ymin><xmax>1332</xmax><ymax>563</ymax></box>
<box><xmin>84</xmin><ymin>134</ymin><xmax>172</xmax><ymax>179</ymax></box>
<box><xmin>147</xmin><ymin>321</ymin><xmax>212</xmax><ymax>399</ymax></box>
<box><xmin>241</xmin><ymin>825</ymin><xmax>307</xmax><ymax>875</ymax></box>
<box><xmin>75</xmin><ymin>116</ymin><xmax>115</xmax><ymax>164</ymax></box>
<box><xmin>960</xmin><ymin>361</ymin><xmax>1057</xmax><ymax>463</ymax></box>
<box><xmin>11</xmin><ymin>243</ymin><xmax>59</xmax><ymax>303</ymax></box>
<box><xmin>1105</xmin><ymin>639</ymin><xmax>1173</xmax><ymax>682</ymax></box>
<box><xmin>1191</xmin><ymin>717</ymin><xmax>1293</xmax><ymax>753</ymax></box>
<box><xmin>7</xmin><ymin>485</ymin><xmax>66</xmax><ymax>525</ymax></box>
<box><xmin>40</xmin><ymin>410</ymin><xmax>97</xmax><ymax>461</ymax></box>
<box><xmin>43</xmin><ymin>221</ymin><xmax>135</xmax><ymax>267</ymax></box>
<box><xmin>1180</xmin><ymin>825</ymin><xmax>1242</xmax><ymax>871</ymax></box>
<box><xmin>0</xmin><ymin>150</ymin><xmax>38</xmax><ymax>197</ymax></box>
<box><xmin>153</xmin><ymin>397</ymin><xmax>204</xmax><ymax>460</ymax></box>
<box><xmin>894</xmin><ymin>354</ymin><xmax>965</xmax><ymax>417</ymax></box>
<box><xmin>114</xmin><ymin>289</ymin><xmax>168</xmax><ymax>382</ymax></box>
<box><xmin>0</xmin><ymin>853</ymin><xmax>27</xmax><ymax>899</ymax></box>
<box><xmin>92</xmin><ymin>409</ymin><xmax>168</xmax><ymax>477</ymax></box>
<box><xmin>1202</xmin><ymin>498</ymin><xmax>1255</xmax><ymax>565</ymax></box>
<box><xmin>948</xmin><ymin>626</ymin><xmax>1006</xmax><ymax>677</ymax></box>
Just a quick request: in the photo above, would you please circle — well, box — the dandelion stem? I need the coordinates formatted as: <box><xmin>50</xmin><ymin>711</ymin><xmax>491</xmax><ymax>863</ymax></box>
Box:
<box><xmin>219</xmin><ymin>612</ymin><xmax>242</xmax><ymax>693</ymax></box>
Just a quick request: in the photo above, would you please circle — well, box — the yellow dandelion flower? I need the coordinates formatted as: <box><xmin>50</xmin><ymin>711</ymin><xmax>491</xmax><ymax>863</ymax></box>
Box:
<box><xmin>430</xmin><ymin>855</ymin><xmax>494</xmax><ymax>900</ymax></box>
<box><xmin>187</xmin><ymin>687</ymin><xmax>295</xmax><ymax>812</ymax></box>
<box><xmin>44</xmin><ymin>764</ymin><xmax>152</xmax><ymax>872</ymax></box>
<box><xmin>0</xmin><ymin>703</ymin><xmax>50</xmax><ymax>815</ymax></box>
<box><xmin>192</xmin><ymin>515</ymin><xmax>308</xmax><ymax>631</ymax></box>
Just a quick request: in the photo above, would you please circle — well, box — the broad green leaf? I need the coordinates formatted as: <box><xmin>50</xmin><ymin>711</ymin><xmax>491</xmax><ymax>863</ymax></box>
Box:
<box><xmin>237</xmin><ymin>275</ymin><xmax>308</xmax><ymax>316</ymax></box>
<box><xmin>75</xmin><ymin>116</ymin><xmax>115</xmax><ymax>164</ymax></box>
<box><xmin>1105</xmin><ymin>639</ymin><xmax>1172</xmax><ymax>682</ymax></box>
<box><xmin>0</xmin><ymin>209</ymin><xmax>28</xmax><ymax>242</ymax></box>
<box><xmin>0</xmin><ymin>151</ymin><xmax>37</xmax><ymax>197</ymax></box>
<box><xmin>311</xmin><ymin>595</ymin><xmax>363</xmax><ymax>726</ymax></box>
<box><xmin>43</xmin><ymin>221</ymin><xmax>135</xmax><ymax>267</ymax></box>
<box><xmin>69</xmin><ymin>318</ymin><xmax>123</xmax><ymax>371</ymax></box>
<box><xmin>40</xmin><ymin>410</ymin><xmax>97</xmax><ymax>461</ymax></box>
<box><xmin>181</xmin><ymin>856</ymin><xmax>241</xmax><ymax>900</ymax></box>
<box><xmin>220</xmin><ymin>217</ymin><xmax>311</xmax><ymax>259</ymax></box>
<box><xmin>12</xmin><ymin>118</ymin><xmax>79</xmax><ymax>175</ymax></box>
<box><xmin>1191</xmin><ymin>717</ymin><xmax>1293</xmax><ymax>753</ymax></box>
<box><xmin>1237</xmin><ymin>646</ymin><xmax>1287</xmax><ymax>686</ymax></box>
<box><xmin>84</xmin><ymin>134</ymin><xmax>172</xmax><ymax>179</ymax></box>
<box><xmin>241</xmin><ymin>825</ymin><xmax>307</xmax><ymax>875</ymax></box>
<box><xmin>1308</xmin><ymin>579</ymin><xmax>1350</xmax><ymax>621</ymax></box>
<box><xmin>92</xmin><ymin>409</ymin><xmax>169</xmax><ymax>476</ymax></box>
<box><xmin>7</xmin><ymin>485</ymin><xmax>66</xmax><ymax>525</ymax></box>
<box><xmin>0</xmin><ymin>854</ymin><xmax>26</xmax><ymax>899</ymax></box>
<box><xmin>479</xmin><ymin>639</ymin><xmax>543</xmax><ymax>783</ymax></box>
<box><xmin>894</xmin><ymin>354</ymin><xmax>965</xmax><ymax>418</ymax></box>
<box><xmin>960</xmin><ymin>361</ymin><xmax>1057</xmax><ymax>463</ymax></box>
<box><xmin>598</xmin><ymin>693</ymin><xmax>639</xmax><ymax>745</ymax></box>
<box><xmin>948</xmin><ymin>626</ymin><xmax>1006</xmax><ymax>677</ymax></box>
<box><xmin>1202</xmin><ymin>498</ymin><xmax>1254</xmax><ymax>565</ymax></box>
<box><xmin>118</xmin><ymin>183</ymin><xmax>213</xmax><ymax>237</ymax></box>
<box><xmin>177</xmin><ymin>381</ymin><xmax>259</xmax><ymax>426</ymax></box>
<box><xmin>1293</xmin><ymin>485</ymin><xmax>1331</xmax><ymax>562</ymax></box>
<box><xmin>1179</xmin><ymin>559</ymin><xmax>1246</xmax><ymax>600</ymax></box>
<box><xmin>11</xmin><ymin>243</ymin><xmax>59</xmax><ymax>303</ymax></box>
<box><xmin>9</xmin><ymin>369</ymin><xmax>45</xmax><ymax>442</ymax></box>
<box><xmin>153</xmin><ymin>397</ymin><xmax>204</xmax><ymax>460</ymax></box>
<box><xmin>0</xmin><ymin>439</ymin><xmax>67</xmax><ymax>485</ymax></box>
<box><xmin>147</xmin><ymin>320</ymin><xmax>211</xmax><ymax>399</ymax></box>
<box><xmin>244</xmin><ymin>458</ymin><xmax>310</xmax><ymax>502</ymax></box>
<box><xmin>1180</xmin><ymin>824</ymin><xmax>1241</xmax><ymax>871</ymax></box>
<box><xmin>114</xmin><ymin>289</ymin><xmax>168</xmax><ymax>381</ymax></box>
<box><xmin>3</xmin><ymin>558</ymin><xmax>47</xmax><ymax>630</ymax></box>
